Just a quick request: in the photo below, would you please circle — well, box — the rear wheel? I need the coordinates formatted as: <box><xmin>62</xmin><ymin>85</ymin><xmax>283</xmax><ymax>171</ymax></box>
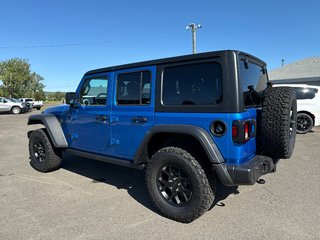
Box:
<box><xmin>146</xmin><ymin>147</ymin><xmax>215</xmax><ymax>223</ymax></box>
<box><xmin>29</xmin><ymin>129</ymin><xmax>62</xmax><ymax>172</ymax></box>
<box><xmin>296</xmin><ymin>113</ymin><xmax>313</xmax><ymax>134</ymax></box>
<box><xmin>11</xmin><ymin>106</ymin><xmax>21</xmax><ymax>114</ymax></box>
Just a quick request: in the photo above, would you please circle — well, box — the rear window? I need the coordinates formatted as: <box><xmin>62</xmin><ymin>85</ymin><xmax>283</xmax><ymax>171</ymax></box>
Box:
<box><xmin>162</xmin><ymin>62</ymin><xmax>222</xmax><ymax>105</ymax></box>
<box><xmin>292</xmin><ymin>87</ymin><xmax>318</xmax><ymax>100</ymax></box>
<box><xmin>239</xmin><ymin>57</ymin><xmax>268</xmax><ymax>107</ymax></box>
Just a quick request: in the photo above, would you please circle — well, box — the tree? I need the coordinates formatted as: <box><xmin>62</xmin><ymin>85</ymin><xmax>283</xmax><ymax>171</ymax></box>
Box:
<box><xmin>47</xmin><ymin>91</ymin><xmax>64</xmax><ymax>101</ymax></box>
<box><xmin>0</xmin><ymin>58</ymin><xmax>45</xmax><ymax>98</ymax></box>
<box><xmin>34</xmin><ymin>90</ymin><xmax>46</xmax><ymax>101</ymax></box>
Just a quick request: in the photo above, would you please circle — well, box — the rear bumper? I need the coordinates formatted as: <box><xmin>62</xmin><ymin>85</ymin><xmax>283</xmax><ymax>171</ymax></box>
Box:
<box><xmin>213</xmin><ymin>155</ymin><xmax>278</xmax><ymax>186</ymax></box>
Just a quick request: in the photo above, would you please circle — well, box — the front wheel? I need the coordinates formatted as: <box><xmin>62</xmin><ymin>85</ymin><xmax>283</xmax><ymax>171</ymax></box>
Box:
<box><xmin>145</xmin><ymin>147</ymin><xmax>215</xmax><ymax>223</ymax></box>
<box><xmin>11</xmin><ymin>106</ymin><xmax>21</xmax><ymax>114</ymax></box>
<box><xmin>29</xmin><ymin>129</ymin><xmax>62</xmax><ymax>172</ymax></box>
<box><xmin>297</xmin><ymin>113</ymin><xmax>313</xmax><ymax>134</ymax></box>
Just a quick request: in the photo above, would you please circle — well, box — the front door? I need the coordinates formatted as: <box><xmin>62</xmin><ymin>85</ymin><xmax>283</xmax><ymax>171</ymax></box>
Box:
<box><xmin>0</xmin><ymin>98</ymin><xmax>10</xmax><ymax>112</ymax></box>
<box><xmin>68</xmin><ymin>73</ymin><xmax>111</xmax><ymax>154</ymax></box>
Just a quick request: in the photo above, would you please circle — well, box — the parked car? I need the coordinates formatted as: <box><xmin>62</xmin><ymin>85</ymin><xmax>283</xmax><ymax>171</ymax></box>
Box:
<box><xmin>9</xmin><ymin>98</ymin><xmax>32</xmax><ymax>112</ymax></box>
<box><xmin>0</xmin><ymin>97</ymin><xmax>28</xmax><ymax>114</ymax></box>
<box><xmin>273</xmin><ymin>84</ymin><xmax>320</xmax><ymax>133</ymax></box>
<box><xmin>19</xmin><ymin>98</ymin><xmax>43</xmax><ymax>110</ymax></box>
<box><xmin>27</xmin><ymin>50</ymin><xmax>297</xmax><ymax>222</ymax></box>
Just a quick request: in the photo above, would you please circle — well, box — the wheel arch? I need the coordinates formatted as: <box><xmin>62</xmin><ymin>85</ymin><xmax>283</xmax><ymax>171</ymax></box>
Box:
<box><xmin>28</xmin><ymin>114</ymin><xmax>68</xmax><ymax>148</ymax></box>
<box><xmin>11</xmin><ymin>105</ymin><xmax>22</xmax><ymax>111</ymax></box>
<box><xmin>133</xmin><ymin>125</ymin><xmax>225</xmax><ymax>166</ymax></box>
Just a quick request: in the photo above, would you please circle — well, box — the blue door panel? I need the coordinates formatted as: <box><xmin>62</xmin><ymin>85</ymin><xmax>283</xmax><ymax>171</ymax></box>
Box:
<box><xmin>67</xmin><ymin>72</ymin><xmax>112</xmax><ymax>155</ymax></box>
<box><xmin>110</xmin><ymin>66</ymin><xmax>156</xmax><ymax>160</ymax></box>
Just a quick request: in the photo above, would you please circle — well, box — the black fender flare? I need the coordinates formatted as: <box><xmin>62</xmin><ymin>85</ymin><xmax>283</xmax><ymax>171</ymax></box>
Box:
<box><xmin>134</xmin><ymin>125</ymin><xmax>225</xmax><ymax>165</ymax></box>
<box><xmin>27</xmin><ymin>114</ymin><xmax>68</xmax><ymax>148</ymax></box>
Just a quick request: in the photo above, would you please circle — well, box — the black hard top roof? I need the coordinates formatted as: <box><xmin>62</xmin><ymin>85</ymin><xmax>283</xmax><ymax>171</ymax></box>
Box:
<box><xmin>84</xmin><ymin>50</ymin><xmax>266</xmax><ymax>76</ymax></box>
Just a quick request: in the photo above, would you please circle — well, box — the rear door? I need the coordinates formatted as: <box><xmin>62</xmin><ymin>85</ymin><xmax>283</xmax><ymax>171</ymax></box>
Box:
<box><xmin>110</xmin><ymin>67</ymin><xmax>155</xmax><ymax>160</ymax></box>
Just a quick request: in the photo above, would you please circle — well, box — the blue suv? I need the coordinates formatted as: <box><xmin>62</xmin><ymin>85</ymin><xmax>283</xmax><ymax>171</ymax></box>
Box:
<box><xmin>28</xmin><ymin>50</ymin><xmax>297</xmax><ymax>222</ymax></box>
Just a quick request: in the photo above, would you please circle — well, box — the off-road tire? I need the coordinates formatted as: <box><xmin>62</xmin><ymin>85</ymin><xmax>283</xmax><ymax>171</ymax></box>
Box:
<box><xmin>146</xmin><ymin>147</ymin><xmax>215</xmax><ymax>223</ymax></box>
<box><xmin>11</xmin><ymin>106</ymin><xmax>21</xmax><ymax>114</ymax></box>
<box><xmin>261</xmin><ymin>87</ymin><xmax>297</xmax><ymax>159</ymax></box>
<box><xmin>29</xmin><ymin>129</ymin><xmax>62</xmax><ymax>172</ymax></box>
<box><xmin>296</xmin><ymin>112</ymin><xmax>313</xmax><ymax>134</ymax></box>
<box><xmin>36</xmin><ymin>107</ymin><xmax>41</xmax><ymax>110</ymax></box>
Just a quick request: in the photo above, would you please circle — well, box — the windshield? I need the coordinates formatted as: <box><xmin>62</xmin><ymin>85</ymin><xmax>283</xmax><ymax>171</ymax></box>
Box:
<box><xmin>238</xmin><ymin>56</ymin><xmax>268</xmax><ymax>107</ymax></box>
<box><xmin>8</xmin><ymin>98</ymin><xmax>19</xmax><ymax>102</ymax></box>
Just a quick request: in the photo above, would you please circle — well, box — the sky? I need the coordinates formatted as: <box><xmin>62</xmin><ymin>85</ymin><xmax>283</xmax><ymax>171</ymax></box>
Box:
<box><xmin>1</xmin><ymin>0</ymin><xmax>319</xmax><ymax>92</ymax></box>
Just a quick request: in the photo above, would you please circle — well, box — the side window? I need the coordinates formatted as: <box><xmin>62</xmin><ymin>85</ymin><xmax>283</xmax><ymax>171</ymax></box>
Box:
<box><xmin>293</xmin><ymin>87</ymin><xmax>318</xmax><ymax>100</ymax></box>
<box><xmin>79</xmin><ymin>76</ymin><xmax>108</xmax><ymax>106</ymax></box>
<box><xmin>162</xmin><ymin>62</ymin><xmax>222</xmax><ymax>105</ymax></box>
<box><xmin>117</xmin><ymin>71</ymin><xmax>151</xmax><ymax>105</ymax></box>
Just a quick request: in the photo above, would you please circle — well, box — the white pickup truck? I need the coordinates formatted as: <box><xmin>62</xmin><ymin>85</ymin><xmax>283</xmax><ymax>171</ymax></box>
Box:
<box><xmin>19</xmin><ymin>98</ymin><xmax>44</xmax><ymax>110</ymax></box>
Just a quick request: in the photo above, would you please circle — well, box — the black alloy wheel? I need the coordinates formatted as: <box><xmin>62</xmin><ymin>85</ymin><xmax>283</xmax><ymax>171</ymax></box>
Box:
<box><xmin>33</xmin><ymin>138</ymin><xmax>46</xmax><ymax>163</ymax></box>
<box><xmin>296</xmin><ymin>113</ymin><xmax>313</xmax><ymax>134</ymax></box>
<box><xmin>157</xmin><ymin>164</ymin><xmax>193</xmax><ymax>207</ymax></box>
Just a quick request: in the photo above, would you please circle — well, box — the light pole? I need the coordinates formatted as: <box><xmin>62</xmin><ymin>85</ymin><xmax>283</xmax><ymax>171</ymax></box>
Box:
<box><xmin>281</xmin><ymin>59</ymin><xmax>285</xmax><ymax>67</ymax></box>
<box><xmin>186</xmin><ymin>23</ymin><xmax>202</xmax><ymax>54</ymax></box>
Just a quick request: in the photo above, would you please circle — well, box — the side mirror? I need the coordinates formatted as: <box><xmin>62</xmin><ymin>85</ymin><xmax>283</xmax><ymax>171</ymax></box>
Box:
<box><xmin>66</xmin><ymin>92</ymin><xmax>76</xmax><ymax>105</ymax></box>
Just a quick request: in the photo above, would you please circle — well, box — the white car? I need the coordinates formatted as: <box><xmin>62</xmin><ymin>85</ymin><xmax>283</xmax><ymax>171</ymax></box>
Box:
<box><xmin>19</xmin><ymin>98</ymin><xmax>43</xmax><ymax>110</ymax></box>
<box><xmin>273</xmin><ymin>84</ymin><xmax>320</xmax><ymax>133</ymax></box>
<box><xmin>0</xmin><ymin>97</ymin><xmax>28</xmax><ymax>114</ymax></box>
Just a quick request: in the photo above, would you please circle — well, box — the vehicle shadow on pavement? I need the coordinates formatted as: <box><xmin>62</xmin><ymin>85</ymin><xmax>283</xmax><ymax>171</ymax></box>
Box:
<box><xmin>61</xmin><ymin>153</ymin><xmax>240</xmax><ymax>214</ymax></box>
<box><xmin>61</xmin><ymin>153</ymin><xmax>157</xmax><ymax>212</ymax></box>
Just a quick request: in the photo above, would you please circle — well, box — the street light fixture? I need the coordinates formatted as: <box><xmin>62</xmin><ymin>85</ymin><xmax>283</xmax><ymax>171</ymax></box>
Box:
<box><xmin>186</xmin><ymin>23</ymin><xmax>202</xmax><ymax>54</ymax></box>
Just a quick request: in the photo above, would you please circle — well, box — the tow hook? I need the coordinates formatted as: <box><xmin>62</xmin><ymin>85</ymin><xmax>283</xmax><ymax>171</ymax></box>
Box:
<box><xmin>257</xmin><ymin>179</ymin><xmax>265</xmax><ymax>184</ymax></box>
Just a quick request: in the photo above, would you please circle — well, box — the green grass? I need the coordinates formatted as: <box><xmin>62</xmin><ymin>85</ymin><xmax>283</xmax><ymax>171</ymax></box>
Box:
<box><xmin>41</xmin><ymin>101</ymin><xmax>63</xmax><ymax>111</ymax></box>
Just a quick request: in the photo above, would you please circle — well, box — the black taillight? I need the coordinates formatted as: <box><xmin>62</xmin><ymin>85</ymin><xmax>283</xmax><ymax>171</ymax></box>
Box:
<box><xmin>232</xmin><ymin>120</ymin><xmax>256</xmax><ymax>144</ymax></box>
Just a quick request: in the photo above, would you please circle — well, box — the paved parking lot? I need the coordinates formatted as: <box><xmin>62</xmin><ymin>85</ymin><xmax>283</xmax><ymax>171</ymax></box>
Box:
<box><xmin>0</xmin><ymin>111</ymin><xmax>319</xmax><ymax>240</ymax></box>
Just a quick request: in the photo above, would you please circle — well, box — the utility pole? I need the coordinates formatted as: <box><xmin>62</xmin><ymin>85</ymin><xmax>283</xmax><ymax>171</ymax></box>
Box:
<box><xmin>186</xmin><ymin>23</ymin><xmax>202</xmax><ymax>54</ymax></box>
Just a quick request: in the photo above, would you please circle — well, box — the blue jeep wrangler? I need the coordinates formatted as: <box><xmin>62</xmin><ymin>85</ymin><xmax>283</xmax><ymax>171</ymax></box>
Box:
<box><xmin>28</xmin><ymin>50</ymin><xmax>297</xmax><ymax>223</ymax></box>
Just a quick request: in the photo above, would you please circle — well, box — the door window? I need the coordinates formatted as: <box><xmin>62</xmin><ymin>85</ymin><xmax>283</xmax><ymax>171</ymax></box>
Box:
<box><xmin>79</xmin><ymin>77</ymin><xmax>108</xmax><ymax>106</ymax></box>
<box><xmin>116</xmin><ymin>71</ymin><xmax>151</xmax><ymax>105</ymax></box>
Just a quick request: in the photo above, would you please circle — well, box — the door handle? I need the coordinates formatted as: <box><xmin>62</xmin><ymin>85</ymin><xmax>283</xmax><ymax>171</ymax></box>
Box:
<box><xmin>96</xmin><ymin>115</ymin><xmax>108</xmax><ymax>121</ymax></box>
<box><xmin>132</xmin><ymin>116</ymin><xmax>148</xmax><ymax>123</ymax></box>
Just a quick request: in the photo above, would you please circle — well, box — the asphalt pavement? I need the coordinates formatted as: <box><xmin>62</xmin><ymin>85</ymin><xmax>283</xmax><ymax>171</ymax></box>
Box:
<box><xmin>0</xmin><ymin>111</ymin><xmax>319</xmax><ymax>240</ymax></box>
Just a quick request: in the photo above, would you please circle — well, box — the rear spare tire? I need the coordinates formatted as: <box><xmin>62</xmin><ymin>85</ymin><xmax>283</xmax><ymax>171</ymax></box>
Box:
<box><xmin>261</xmin><ymin>87</ymin><xmax>297</xmax><ymax>159</ymax></box>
